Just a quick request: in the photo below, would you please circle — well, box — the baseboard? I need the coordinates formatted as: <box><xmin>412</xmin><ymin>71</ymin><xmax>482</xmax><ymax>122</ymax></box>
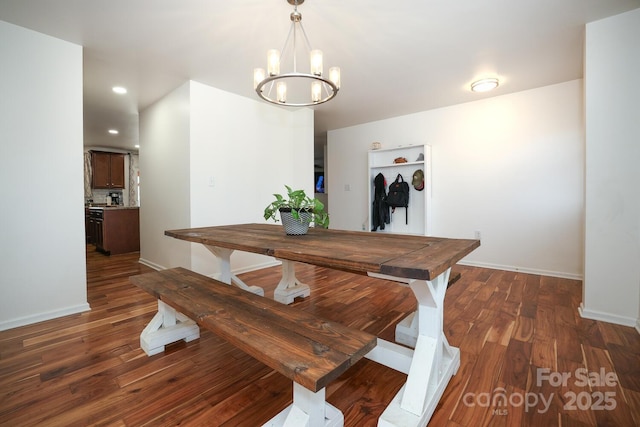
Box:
<box><xmin>458</xmin><ymin>260</ymin><xmax>583</xmax><ymax>280</ymax></box>
<box><xmin>636</xmin><ymin>319</ymin><xmax>640</xmax><ymax>335</ymax></box>
<box><xmin>232</xmin><ymin>259</ymin><xmax>281</xmax><ymax>275</ymax></box>
<box><xmin>138</xmin><ymin>258</ymin><xmax>165</xmax><ymax>271</ymax></box>
<box><xmin>579</xmin><ymin>303</ymin><xmax>638</xmax><ymax>328</ymax></box>
<box><xmin>0</xmin><ymin>303</ymin><xmax>91</xmax><ymax>332</ymax></box>
<box><xmin>138</xmin><ymin>258</ymin><xmax>280</xmax><ymax>276</ymax></box>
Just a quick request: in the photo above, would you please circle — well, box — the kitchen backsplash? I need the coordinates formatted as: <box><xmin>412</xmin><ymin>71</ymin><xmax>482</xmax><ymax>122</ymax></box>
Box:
<box><xmin>87</xmin><ymin>189</ymin><xmax>123</xmax><ymax>205</ymax></box>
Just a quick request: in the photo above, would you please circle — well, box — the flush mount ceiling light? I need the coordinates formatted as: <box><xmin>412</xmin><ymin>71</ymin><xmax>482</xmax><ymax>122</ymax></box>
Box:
<box><xmin>253</xmin><ymin>0</ymin><xmax>340</xmax><ymax>107</ymax></box>
<box><xmin>471</xmin><ymin>78</ymin><xmax>499</xmax><ymax>93</ymax></box>
<box><xmin>112</xmin><ymin>86</ymin><xmax>127</xmax><ymax>94</ymax></box>
<box><xmin>108</xmin><ymin>129</ymin><xmax>119</xmax><ymax>135</ymax></box>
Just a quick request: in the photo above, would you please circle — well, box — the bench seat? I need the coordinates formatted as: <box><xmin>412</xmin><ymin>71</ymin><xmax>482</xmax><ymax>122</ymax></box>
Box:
<box><xmin>131</xmin><ymin>267</ymin><xmax>377</xmax><ymax>425</ymax></box>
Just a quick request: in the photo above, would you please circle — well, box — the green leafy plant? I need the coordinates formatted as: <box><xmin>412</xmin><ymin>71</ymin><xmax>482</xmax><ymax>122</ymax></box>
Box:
<box><xmin>264</xmin><ymin>185</ymin><xmax>329</xmax><ymax>228</ymax></box>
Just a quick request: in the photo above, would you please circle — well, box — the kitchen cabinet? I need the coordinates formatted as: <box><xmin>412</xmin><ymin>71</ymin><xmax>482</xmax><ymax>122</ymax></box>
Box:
<box><xmin>84</xmin><ymin>207</ymin><xmax>95</xmax><ymax>243</ymax></box>
<box><xmin>91</xmin><ymin>151</ymin><xmax>125</xmax><ymax>189</ymax></box>
<box><xmin>88</xmin><ymin>207</ymin><xmax>139</xmax><ymax>255</ymax></box>
<box><xmin>87</xmin><ymin>208</ymin><xmax>104</xmax><ymax>247</ymax></box>
<box><xmin>85</xmin><ymin>208</ymin><xmax>89</xmax><ymax>242</ymax></box>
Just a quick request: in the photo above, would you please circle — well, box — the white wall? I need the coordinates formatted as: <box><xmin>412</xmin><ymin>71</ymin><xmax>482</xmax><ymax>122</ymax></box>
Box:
<box><xmin>0</xmin><ymin>21</ymin><xmax>88</xmax><ymax>330</ymax></box>
<box><xmin>582</xmin><ymin>8</ymin><xmax>640</xmax><ymax>328</ymax></box>
<box><xmin>139</xmin><ymin>80</ymin><xmax>314</xmax><ymax>277</ymax></box>
<box><xmin>138</xmin><ymin>82</ymin><xmax>192</xmax><ymax>271</ymax></box>
<box><xmin>328</xmin><ymin>80</ymin><xmax>585</xmax><ymax>279</ymax></box>
<box><xmin>189</xmin><ymin>81</ymin><xmax>314</xmax><ymax>277</ymax></box>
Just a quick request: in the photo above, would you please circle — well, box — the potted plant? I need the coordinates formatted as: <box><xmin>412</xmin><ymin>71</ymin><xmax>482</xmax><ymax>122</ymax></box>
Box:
<box><xmin>264</xmin><ymin>185</ymin><xmax>329</xmax><ymax>235</ymax></box>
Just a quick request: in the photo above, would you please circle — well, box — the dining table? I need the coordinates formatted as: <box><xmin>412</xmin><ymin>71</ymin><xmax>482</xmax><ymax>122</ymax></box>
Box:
<box><xmin>165</xmin><ymin>223</ymin><xmax>480</xmax><ymax>426</ymax></box>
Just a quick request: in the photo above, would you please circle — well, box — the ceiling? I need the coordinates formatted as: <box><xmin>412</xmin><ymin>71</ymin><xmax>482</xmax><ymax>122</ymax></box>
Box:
<box><xmin>1</xmin><ymin>0</ymin><xmax>638</xmax><ymax>154</ymax></box>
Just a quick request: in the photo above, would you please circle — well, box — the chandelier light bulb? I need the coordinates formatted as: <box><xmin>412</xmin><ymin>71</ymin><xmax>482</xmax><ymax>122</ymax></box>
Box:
<box><xmin>310</xmin><ymin>50</ymin><xmax>323</xmax><ymax>76</ymax></box>
<box><xmin>311</xmin><ymin>81</ymin><xmax>322</xmax><ymax>103</ymax></box>
<box><xmin>277</xmin><ymin>81</ymin><xmax>287</xmax><ymax>103</ymax></box>
<box><xmin>329</xmin><ymin>67</ymin><xmax>341</xmax><ymax>89</ymax></box>
<box><xmin>253</xmin><ymin>68</ymin><xmax>265</xmax><ymax>90</ymax></box>
<box><xmin>267</xmin><ymin>49</ymin><xmax>280</xmax><ymax>76</ymax></box>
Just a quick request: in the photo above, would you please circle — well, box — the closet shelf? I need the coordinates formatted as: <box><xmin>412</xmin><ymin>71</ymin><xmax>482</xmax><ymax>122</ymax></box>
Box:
<box><xmin>371</xmin><ymin>160</ymin><xmax>424</xmax><ymax>169</ymax></box>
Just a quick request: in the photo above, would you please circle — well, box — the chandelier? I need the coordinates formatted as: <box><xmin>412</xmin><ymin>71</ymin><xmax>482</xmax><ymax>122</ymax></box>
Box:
<box><xmin>253</xmin><ymin>0</ymin><xmax>341</xmax><ymax>107</ymax></box>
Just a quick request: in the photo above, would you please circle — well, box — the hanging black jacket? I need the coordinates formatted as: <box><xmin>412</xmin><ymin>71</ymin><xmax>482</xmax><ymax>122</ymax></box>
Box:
<box><xmin>371</xmin><ymin>173</ymin><xmax>390</xmax><ymax>231</ymax></box>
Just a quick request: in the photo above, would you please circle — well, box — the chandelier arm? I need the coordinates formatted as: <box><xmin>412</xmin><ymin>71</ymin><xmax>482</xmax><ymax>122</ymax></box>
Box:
<box><xmin>292</xmin><ymin>19</ymin><xmax>298</xmax><ymax>73</ymax></box>
<box><xmin>322</xmin><ymin>81</ymin><xmax>332</xmax><ymax>98</ymax></box>
<box><xmin>297</xmin><ymin>21</ymin><xmax>314</xmax><ymax>53</ymax></box>
<box><xmin>264</xmin><ymin>80</ymin><xmax>275</xmax><ymax>100</ymax></box>
<box><xmin>279</xmin><ymin>22</ymin><xmax>295</xmax><ymax>72</ymax></box>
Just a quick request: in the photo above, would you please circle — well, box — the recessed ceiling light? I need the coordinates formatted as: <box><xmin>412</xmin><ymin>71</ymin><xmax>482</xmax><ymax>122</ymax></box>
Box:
<box><xmin>134</xmin><ymin>144</ymin><xmax>140</xmax><ymax>148</ymax></box>
<box><xmin>471</xmin><ymin>78</ymin><xmax>499</xmax><ymax>93</ymax></box>
<box><xmin>108</xmin><ymin>129</ymin><xmax>119</xmax><ymax>135</ymax></box>
<box><xmin>112</xmin><ymin>86</ymin><xmax>127</xmax><ymax>94</ymax></box>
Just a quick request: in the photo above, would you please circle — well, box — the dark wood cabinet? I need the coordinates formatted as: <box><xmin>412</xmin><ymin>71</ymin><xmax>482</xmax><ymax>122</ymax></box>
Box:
<box><xmin>88</xmin><ymin>207</ymin><xmax>139</xmax><ymax>255</ymax></box>
<box><xmin>85</xmin><ymin>208</ymin><xmax>92</xmax><ymax>243</ymax></box>
<box><xmin>91</xmin><ymin>151</ymin><xmax>125</xmax><ymax>189</ymax></box>
<box><xmin>87</xmin><ymin>208</ymin><xmax>103</xmax><ymax>246</ymax></box>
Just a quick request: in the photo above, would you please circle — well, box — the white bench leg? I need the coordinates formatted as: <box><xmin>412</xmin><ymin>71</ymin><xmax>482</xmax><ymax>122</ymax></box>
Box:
<box><xmin>274</xmin><ymin>259</ymin><xmax>311</xmax><ymax>304</ymax></box>
<box><xmin>140</xmin><ymin>300</ymin><xmax>200</xmax><ymax>356</ymax></box>
<box><xmin>263</xmin><ymin>383</ymin><xmax>343</xmax><ymax>427</ymax></box>
<box><xmin>204</xmin><ymin>245</ymin><xmax>264</xmax><ymax>296</ymax></box>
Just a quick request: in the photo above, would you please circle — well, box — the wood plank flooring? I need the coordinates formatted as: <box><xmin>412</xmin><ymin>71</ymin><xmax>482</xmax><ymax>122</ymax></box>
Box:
<box><xmin>1</xmin><ymin>246</ymin><xmax>639</xmax><ymax>426</ymax></box>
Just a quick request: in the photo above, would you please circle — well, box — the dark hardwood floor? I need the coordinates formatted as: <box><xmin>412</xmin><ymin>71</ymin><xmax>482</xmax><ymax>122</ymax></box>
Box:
<box><xmin>1</xmin><ymin>246</ymin><xmax>639</xmax><ymax>426</ymax></box>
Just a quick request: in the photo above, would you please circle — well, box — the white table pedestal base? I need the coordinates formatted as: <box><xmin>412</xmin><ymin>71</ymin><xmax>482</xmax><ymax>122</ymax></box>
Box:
<box><xmin>395</xmin><ymin>312</ymin><xmax>418</xmax><ymax>348</ymax></box>
<box><xmin>367</xmin><ymin>268</ymin><xmax>459</xmax><ymax>427</ymax></box>
<box><xmin>274</xmin><ymin>259</ymin><xmax>311</xmax><ymax>304</ymax></box>
<box><xmin>263</xmin><ymin>383</ymin><xmax>343</xmax><ymax>427</ymax></box>
<box><xmin>205</xmin><ymin>245</ymin><xmax>264</xmax><ymax>296</ymax></box>
<box><xmin>378</xmin><ymin>343</ymin><xmax>459</xmax><ymax>427</ymax></box>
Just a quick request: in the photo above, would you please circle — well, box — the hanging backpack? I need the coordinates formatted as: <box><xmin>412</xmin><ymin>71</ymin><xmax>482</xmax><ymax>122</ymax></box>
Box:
<box><xmin>386</xmin><ymin>174</ymin><xmax>410</xmax><ymax>224</ymax></box>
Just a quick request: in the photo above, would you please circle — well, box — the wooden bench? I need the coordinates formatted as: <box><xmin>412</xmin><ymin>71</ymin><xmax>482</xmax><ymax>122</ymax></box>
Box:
<box><xmin>130</xmin><ymin>267</ymin><xmax>377</xmax><ymax>427</ymax></box>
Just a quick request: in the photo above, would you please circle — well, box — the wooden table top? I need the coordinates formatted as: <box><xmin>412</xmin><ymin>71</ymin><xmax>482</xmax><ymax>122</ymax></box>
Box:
<box><xmin>165</xmin><ymin>223</ymin><xmax>480</xmax><ymax>280</ymax></box>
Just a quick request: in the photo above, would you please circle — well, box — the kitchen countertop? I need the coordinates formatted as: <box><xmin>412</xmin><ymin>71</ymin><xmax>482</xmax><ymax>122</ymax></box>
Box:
<box><xmin>87</xmin><ymin>205</ymin><xmax>139</xmax><ymax>210</ymax></box>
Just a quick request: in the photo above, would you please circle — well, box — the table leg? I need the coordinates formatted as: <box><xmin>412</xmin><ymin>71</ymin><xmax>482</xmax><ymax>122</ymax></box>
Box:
<box><xmin>371</xmin><ymin>268</ymin><xmax>460</xmax><ymax>427</ymax></box>
<box><xmin>204</xmin><ymin>245</ymin><xmax>264</xmax><ymax>296</ymax></box>
<box><xmin>274</xmin><ymin>259</ymin><xmax>311</xmax><ymax>304</ymax></box>
<box><xmin>140</xmin><ymin>300</ymin><xmax>200</xmax><ymax>356</ymax></box>
<box><xmin>262</xmin><ymin>383</ymin><xmax>343</xmax><ymax>427</ymax></box>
